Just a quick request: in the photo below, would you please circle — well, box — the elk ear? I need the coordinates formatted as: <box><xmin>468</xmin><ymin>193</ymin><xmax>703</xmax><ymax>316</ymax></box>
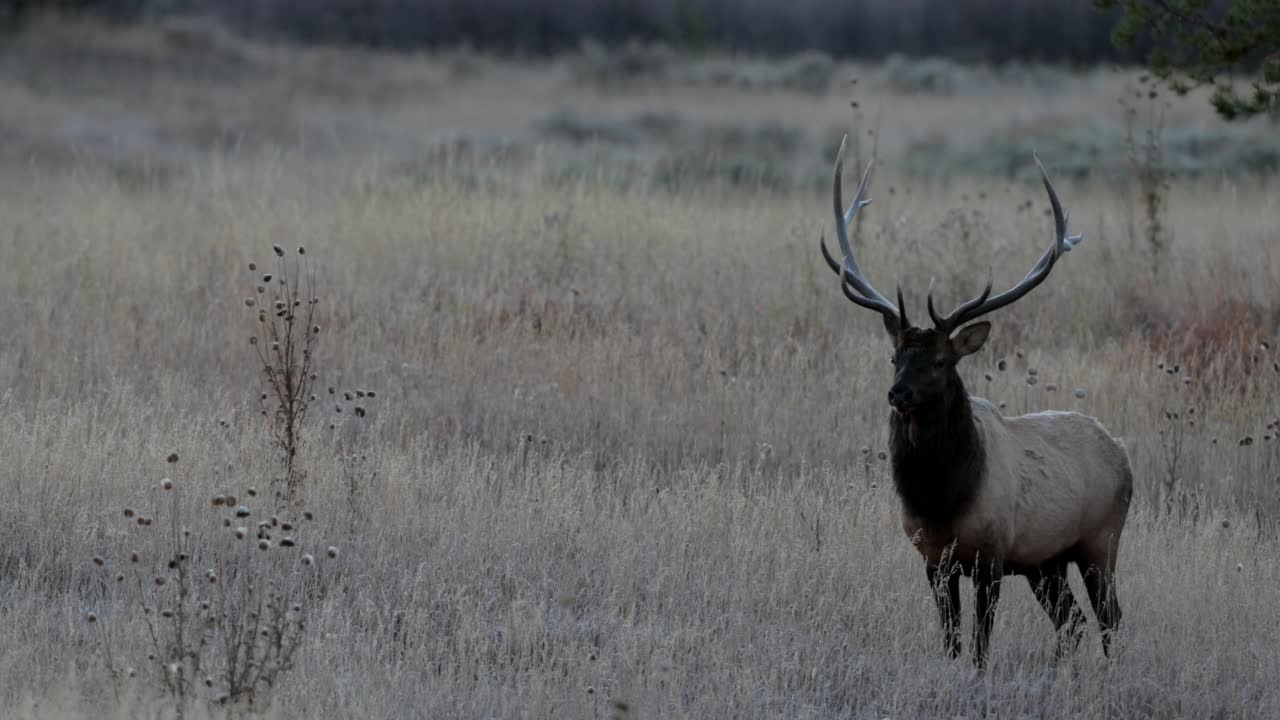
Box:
<box><xmin>951</xmin><ymin>321</ymin><xmax>991</xmax><ymax>358</ymax></box>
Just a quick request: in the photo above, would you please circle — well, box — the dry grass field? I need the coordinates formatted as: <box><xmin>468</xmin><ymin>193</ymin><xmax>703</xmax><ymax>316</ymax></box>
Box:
<box><xmin>1</xmin><ymin>18</ymin><xmax>1278</xmax><ymax>719</ymax></box>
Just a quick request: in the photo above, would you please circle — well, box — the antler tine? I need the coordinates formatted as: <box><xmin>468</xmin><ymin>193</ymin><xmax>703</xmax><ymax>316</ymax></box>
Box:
<box><xmin>934</xmin><ymin>155</ymin><xmax>1082</xmax><ymax>331</ymax></box>
<box><xmin>929</xmin><ymin>268</ymin><xmax>992</xmax><ymax>331</ymax></box>
<box><xmin>1034</xmin><ymin>153</ymin><xmax>1085</xmax><ymax>254</ymax></box>
<box><xmin>928</xmin><ymin>295</ymin><xmax>941</xmax><ymax>328</ymax></box>
<box><xmin>819</xmin><ymin>134</ymin><xmax>901</xmax><ymax>323</ymax></box>
<box><xmin>824</xmin><ymin>234</ymin><xmax>903</xmax><ymax>315</ymax></box>
<box><xmin>844</xmin><ymin>149</ymin><xmax>875</xmax><ymax>227</ymax></box>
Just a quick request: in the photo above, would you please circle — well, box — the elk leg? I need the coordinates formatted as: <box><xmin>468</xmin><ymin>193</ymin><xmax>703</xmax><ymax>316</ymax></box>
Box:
<box><xmin>1080</xmin><ymin>548</ymin><xmax>1123</xmax><ymax>657</ymax></box>
<box><xmin>925</xmin><ymin>561</ymin><xmax>961</xmax><ymax>658</ymax></box>
<box><xmin>971</xmin><ymin>555</ymin><xmax>1003</xmax><ymax>669</ymax></box>
<box><xmin>1028</xmin><ymin>556</ymin><xmax>1086</xmax><ymax>660</ymax></box>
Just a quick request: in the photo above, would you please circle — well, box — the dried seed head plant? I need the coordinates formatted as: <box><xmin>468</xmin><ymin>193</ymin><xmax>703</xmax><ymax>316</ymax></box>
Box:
<box><xmin>245</xmin><ymin>245</ymin><xmax>321</xmax><ymax>500</ymax></box>
<box><xmin>86</xmin><ymin>453</ymin><xmax>339</xmax><ymax>716</ymax></box>
<box><xmin>330</xmin><ymin>386</ymin><xmax>380</xmax><ymax>527</ymax></box>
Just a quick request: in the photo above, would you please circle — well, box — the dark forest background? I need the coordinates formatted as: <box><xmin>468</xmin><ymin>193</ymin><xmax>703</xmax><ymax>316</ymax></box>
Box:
<box><xmin>1</xmin><ymin>0</ymin><xmax>1136</xmax><ymax>63</ymax></box>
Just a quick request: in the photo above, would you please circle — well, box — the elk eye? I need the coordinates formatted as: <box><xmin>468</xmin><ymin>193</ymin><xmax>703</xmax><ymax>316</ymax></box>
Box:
<box><xmin>933</xmin><ymin>359</ymin><xmax>946</xmax><ymax>369</ymax></box>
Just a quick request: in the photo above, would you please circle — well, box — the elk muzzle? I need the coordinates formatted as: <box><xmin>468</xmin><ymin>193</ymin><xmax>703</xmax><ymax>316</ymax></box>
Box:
<box><xmin>888</xmin><ymin>383</ymin><xmax>917</xmax><ymax>413</ymax></box>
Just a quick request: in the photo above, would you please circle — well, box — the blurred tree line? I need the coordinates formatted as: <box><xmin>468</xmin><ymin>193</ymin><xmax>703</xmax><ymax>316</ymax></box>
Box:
<box><xmin>1</xmin><ymin>0</ymin><xmax>1130</xmax><ymax>64</ymax></box>
<box><xmin>4</xmin><ymin>0</ymin><xmax>1274</xmax><ymax>121</ymax></box>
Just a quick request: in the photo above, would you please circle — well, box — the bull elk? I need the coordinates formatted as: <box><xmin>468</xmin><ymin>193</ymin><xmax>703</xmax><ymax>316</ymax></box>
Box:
<box><xmin>819</xmin><ymin>137</ymin><xmax>1133</xmax><ymax>668</ymax></box>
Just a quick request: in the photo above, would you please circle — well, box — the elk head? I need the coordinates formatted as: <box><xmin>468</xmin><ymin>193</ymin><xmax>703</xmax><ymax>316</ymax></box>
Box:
<box><xmin>818</xmin><ymin>136</ymin><xmax>1083</xmax><ymax>417</ymax></box>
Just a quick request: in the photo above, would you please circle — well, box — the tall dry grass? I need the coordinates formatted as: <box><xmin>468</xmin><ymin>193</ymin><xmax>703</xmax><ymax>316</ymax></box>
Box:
<box><xmin>0</xmin><ymin>19</ymin><xmax>1278</xmax><ymax>719</ymax></box>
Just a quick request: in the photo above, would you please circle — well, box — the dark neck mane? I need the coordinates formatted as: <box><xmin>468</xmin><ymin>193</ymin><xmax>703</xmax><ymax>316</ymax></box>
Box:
<box><xmin>889</xmin><ymin>373</ymin><xmax>985</xmax><ymax>528</ymax></box>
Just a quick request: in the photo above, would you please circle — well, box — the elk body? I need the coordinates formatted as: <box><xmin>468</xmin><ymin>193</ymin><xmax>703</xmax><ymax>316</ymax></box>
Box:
<box><xmin>819</xmin><ymin>138</ymin><xmax>1132</xmax><ymax>668</ymax></box>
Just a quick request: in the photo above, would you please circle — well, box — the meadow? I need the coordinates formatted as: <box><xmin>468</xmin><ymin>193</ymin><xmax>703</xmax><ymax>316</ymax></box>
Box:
<box><xmin>0</xmin><ymin>18</ymin><xmax>1278</xmax><ymax>719</ymax></box>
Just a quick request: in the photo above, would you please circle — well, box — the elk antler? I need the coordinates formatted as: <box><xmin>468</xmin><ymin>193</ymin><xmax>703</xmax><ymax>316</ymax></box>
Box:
<box><xmin>927</xmin><ymin>154</ymin><xmax>1083</xmax><ymax>334</ymax></box>
<box><xmin>818</xmin><ymin>135</ymin><xmax>907</xmax><ymax>329</ymax></box>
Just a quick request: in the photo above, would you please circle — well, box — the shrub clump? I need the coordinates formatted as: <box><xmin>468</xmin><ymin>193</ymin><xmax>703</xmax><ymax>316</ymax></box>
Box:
<box><xmin>86</xmin><ymin>455</ymin><xmax>339</xmax><ymax>713</ymax></box>
<box><xmin>903</xmin><ymin>125</ymin><xmax>1280</xmax><ymax>180</ymax></box>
